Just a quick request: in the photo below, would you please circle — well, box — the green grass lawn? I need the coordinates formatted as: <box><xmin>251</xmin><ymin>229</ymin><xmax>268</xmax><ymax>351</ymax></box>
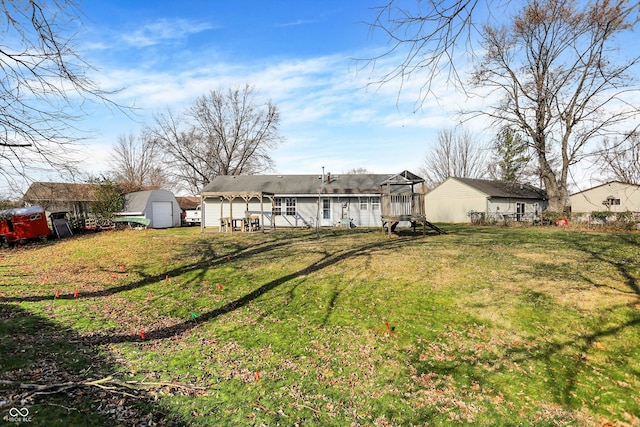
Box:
<box><xmin>1</xmin><ymin>225</ymin><xmax>639</xmax><ymax>426</ymax></box>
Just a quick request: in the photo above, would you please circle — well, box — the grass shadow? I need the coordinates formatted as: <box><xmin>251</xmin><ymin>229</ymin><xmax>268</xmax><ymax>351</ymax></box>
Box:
<box><xmin>80</xmin><ymin>234</ymin><xmax>425</xmax><ymax>344</ymax></box>
<box><xmin>0</xmin><ymin>303</ymin><xmax>164</xmax><ymax>426</ymax></box>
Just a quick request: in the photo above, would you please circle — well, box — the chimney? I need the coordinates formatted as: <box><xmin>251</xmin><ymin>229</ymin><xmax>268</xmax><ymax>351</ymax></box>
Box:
<box><xmin>327</xmin><ymin>172</ymin><xmax>331</xmax><ymax>184</ymax></box>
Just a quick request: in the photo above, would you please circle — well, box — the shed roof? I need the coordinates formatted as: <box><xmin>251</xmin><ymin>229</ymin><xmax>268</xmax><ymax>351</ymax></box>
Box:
<box><xmin>453</xmin><ymin>178</ymin><xmax>547</xmax><ymax>200</ymax></box>
<box><xmin>23</xmin><ymin>182</ymin><xmax>99</xmax><ymax>203</ymax></box>
<box><xmin>123</xmin><ymin>191</ymin><xmax>152</xmax><ymax>213</ymax></box>
<box><xmin>201</xmin><ymin>174</ymin><xmax>396</xmax><ymax>196</ymax></box>
<box><xmin>122</xmin><ymin>189</ymin><xmax>177</xmax><ymax>213</ymax></box>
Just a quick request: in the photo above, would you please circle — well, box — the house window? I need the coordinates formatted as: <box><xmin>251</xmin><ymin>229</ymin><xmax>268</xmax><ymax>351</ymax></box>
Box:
<box><xmin>371</xmin><ymin>197</ymin><xmax>380</xmax><ymax>210</ymax></box>
<box><xmin>285</xmin><ymin>198</ymin><xmax>297</xmax><ymax>216</ymax></box>
<box><xmin>322</xmin><ymin>199</ymin><xmax>331</xmax><ymax>220</ymax></box>
<box><xmin>604</xmin><ymin>196</ymin><xmax>621</xmax><ymax>206</ymax></box>
<box><xmin>359</xmin><ymin>197</ymin><xmax>368</xmax><ymax>210</ymax></box>
<box><xmin>273</xmin><ymin>198</ymin><xmax>282</xmax><ymax>216</ymax></box>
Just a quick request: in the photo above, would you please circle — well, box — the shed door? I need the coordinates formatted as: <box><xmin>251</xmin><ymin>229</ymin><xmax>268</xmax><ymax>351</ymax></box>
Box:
<box><xmin>152</xmin><ymin>201</ymin><xmax>173</xmax><ymax>228</ymax></box>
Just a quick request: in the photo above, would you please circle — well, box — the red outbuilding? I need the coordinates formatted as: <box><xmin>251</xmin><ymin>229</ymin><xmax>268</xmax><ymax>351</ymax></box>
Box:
<box><xmin>0</xmin><ymin>206</ymin><xmax>52</xmax><ymax>246</ymax></box>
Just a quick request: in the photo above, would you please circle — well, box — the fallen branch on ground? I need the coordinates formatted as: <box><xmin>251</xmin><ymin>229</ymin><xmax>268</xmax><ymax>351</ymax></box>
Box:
<box><xmin>0</xmin><ymin>376</ymin><xmax>207</xmax><ymax>400</ymax></box>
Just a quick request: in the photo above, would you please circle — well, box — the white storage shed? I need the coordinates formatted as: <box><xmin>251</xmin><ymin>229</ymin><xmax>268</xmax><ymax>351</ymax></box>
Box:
<box><xmin>119</xmin><ymin>190</ymin><xmax>182</xmax><ymax>228</ymax></box>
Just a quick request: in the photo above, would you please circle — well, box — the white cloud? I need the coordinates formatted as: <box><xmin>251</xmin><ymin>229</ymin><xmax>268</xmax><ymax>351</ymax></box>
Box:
<box><xmin>276</xmin><ymin>19</ymin><xmax>315</xmax><ymax>28</ymax></box>
<box><xmin>78</xmin><ymin>40</ymin><xmax>486</xmax><ymax>178</ymax></box>
<box><xmin>120</xmin><ymin>18</ymin><xmax>218</xmax><ymax>47</ymax></box>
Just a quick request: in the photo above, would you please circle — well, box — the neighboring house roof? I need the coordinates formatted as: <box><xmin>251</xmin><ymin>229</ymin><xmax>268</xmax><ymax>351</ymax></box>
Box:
<box><xmin>452</xmin><ymin>177</ymin><xmax>547</xmax><ymax>200</ymax></box>
<box><xmin>23</xmin><ymin>182</ymin><xmax>99</xmax><ymax>203</ymax></box>
<box><xmin>176</xmin><ymin>196</ymin><xmax>200</xmax><ymax>210</ymax></box>
<box><xmin>570</xmin><ymin>181</ymin><xmax>640</xmax><ymax>196</ymax></box>
<box><xmin>201</xmin><ymin>174</ymin><xmax>398</xmax><ymax>196</ymax></box>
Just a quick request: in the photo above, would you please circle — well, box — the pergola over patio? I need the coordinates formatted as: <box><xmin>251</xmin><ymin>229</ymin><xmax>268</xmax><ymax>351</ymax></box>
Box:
<box><xmin>200</xmin><ymin>190</ymin><xmax>275</xmax><ymax>233</ymax></box>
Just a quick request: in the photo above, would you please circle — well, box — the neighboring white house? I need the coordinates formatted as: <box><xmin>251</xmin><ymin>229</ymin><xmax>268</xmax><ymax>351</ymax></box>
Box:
<box><xmin>425</xmin><ymin>177</ymin><xmax>548</xmax><ymax>223</ymax></box>
<box><xmin>118</xmin><ymin>190</ymin><xmax>182</xmax><ymax>228</ymax></box>
<box><xmin>570</xmin><ymin>181</ymin><xmax>640</xmax><ymax>214</ymax></box>
<box><xmin>199</xmin><ymin>173</ymin><xmax>416</xmax><ymax>231</ymax></box>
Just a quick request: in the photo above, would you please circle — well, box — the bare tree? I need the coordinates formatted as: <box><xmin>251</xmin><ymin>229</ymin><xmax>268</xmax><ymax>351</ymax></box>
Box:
<box><xmin>361</xmin><ymin>0</ymin><xmax>503</xmax><ymax>107</ymax></box>
<box><xmin>597</xmin><ymin>133</ymin><xmax>640</xmax><ymax>185</ymax></box>
<box><xmin>364</xmin><ymin>1</ymin><xmax>639</xmax><ymax>210</ymax></box>
<box><xmin>107</xmin><ymin>133</ymin><xmax>169</xmax><ymax>193</ymax></box>
<box><xmin>469</xmin><ymin>0</ymin><xmax>640</xmax><ymax>211</ymax></box>
<box><xmin>343</xmin><ymin>167</ymin><xmax>373</xmax><ymax>174</ymax></box>
<box><xmin>0</xmin><ymin>0</ymin><xmax>121</xmax><ymax>187</ymax></box>
<box><xmin>148</xmin><ymin>85</ymin><xmax>281</xmax><ymax>194</ymax></box>
<box><xmin>420</xmin><ymin>127</ymin><xmax>489</xmax><ymax>188</ymax></box>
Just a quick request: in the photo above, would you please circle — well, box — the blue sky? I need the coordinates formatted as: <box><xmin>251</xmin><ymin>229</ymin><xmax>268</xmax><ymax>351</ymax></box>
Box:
<box><xmin>23</xmin><ymin>0</ymin><xmax>634</xmax><ymax>195</ymax></box>
<box><xmin>69</xmin><ymin>0</ymin><xmax>476</xmax><ymax>187</ymax></box>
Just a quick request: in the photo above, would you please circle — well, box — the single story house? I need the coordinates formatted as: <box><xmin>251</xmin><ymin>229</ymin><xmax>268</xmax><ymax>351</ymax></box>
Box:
<box><xmin>22</xmin><ymin>182</ymin><xmax>100</xmax><ymax>218</ymax></box>
<box><xmin>117</xmin><ymin>189</ymin><xmax>182</xmax><ymax>228</ymax></box>
<box><xmin>424</xmin><ymin>177</ymin><xmax>548</xmax><ymax>223</ymax></box>
<box><xmin>200</xmin><ymin>172</ymin><xmax>422</xmax><ymax>230</ymax></box>
<box><xmin>570</xmin><ymin>181</ymin><xmax>640</xmax><ymax>214</ymax></box>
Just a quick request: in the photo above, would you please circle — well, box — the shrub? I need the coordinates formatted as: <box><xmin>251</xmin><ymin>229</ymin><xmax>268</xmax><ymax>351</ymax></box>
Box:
<box><xmin>590</xmin><ymin>211</ymin><xmax>611</xmax><ymax>224</ymax></box>
<box><xmin>541</xmin><ymin>211</ymin><xmax>565</xmax><ymax>224</ymax></box>
<box><xmin>616</xmin><ymin>210</ymin><xmax>634</xmax><ymax>223</ymax></box>
<box><xmin>468</xmin><ymin>211</ymin><xmax>486</xmax><ymax>225</ymax></box>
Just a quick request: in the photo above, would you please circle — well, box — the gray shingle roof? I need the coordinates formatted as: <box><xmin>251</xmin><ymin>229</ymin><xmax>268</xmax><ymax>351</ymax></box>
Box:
<box><xmin>122</xmin><ymin>190</ymin><xmax>177</xmax><ymax>213</ymax></box>
<box><xmin>454</xmin><ymin>178</ymin><xmax>547</xmax><ymax>199</ymax></box>
<box><xmin>122</xmin><ymin>191</ymin><xmax>154</xmax><ymax>213</ymax></box>
<box><xmin>201</xmin><ymin>174</ymin><xmax>400</xmax><ymax>196</ymax></box>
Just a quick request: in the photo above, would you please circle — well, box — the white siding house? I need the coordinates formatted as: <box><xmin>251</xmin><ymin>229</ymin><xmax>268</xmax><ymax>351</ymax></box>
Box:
<box><xmin>425</xmin><ymin>177</ymin><xmax>548</xmax><ymax>223</ymax></box>
<box><xmin>118</xmin><ymin>190</ymin><xmax>182</xmax><ymax>228</ymax></box>
<box><xmin>570</xmin><ymin>182</ymin><xmax>640</xmax><ymax>214</ymax></box>
<box><xmin>199</xmin><ymin>174</ymin><xmax>398</xmax><ymax>231</ymax></box>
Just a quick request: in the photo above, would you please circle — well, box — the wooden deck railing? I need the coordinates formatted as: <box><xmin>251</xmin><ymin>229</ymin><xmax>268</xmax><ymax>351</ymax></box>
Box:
<box><xmin>381</xmin><ymin>193</ymin><xmax>425</xmax><ymax>218</ymax></box>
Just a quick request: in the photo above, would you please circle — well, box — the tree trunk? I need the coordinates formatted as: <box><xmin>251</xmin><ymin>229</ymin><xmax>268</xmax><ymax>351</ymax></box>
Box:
<box><xmin>538</xmin><ymin>154</ymin><xmax>569</xmax><ymax>212</ymax></box>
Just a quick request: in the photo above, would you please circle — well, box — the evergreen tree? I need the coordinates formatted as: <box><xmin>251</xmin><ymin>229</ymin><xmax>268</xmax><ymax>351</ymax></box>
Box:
<box><xmin>91</xmin><ymin>181</ymin><xmax>123</xmax><ymax>219</ymax></box>
<box><xmin>491</xmin><ymin>128</ymin><xmax>530</xmax><ymax>182</ymax></box>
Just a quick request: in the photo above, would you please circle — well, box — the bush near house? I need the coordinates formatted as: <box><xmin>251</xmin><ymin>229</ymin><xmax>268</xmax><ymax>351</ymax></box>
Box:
<box><xmin>590</xmin><ymin>210</ymin><xmax>638</xmax><ymax>230</ymax></box>
<box><xmin>90</xmin><ymin>181</ymin><xmax>123</xmax><ymax>220</ymax></box>
<box><xmin>540</xmin><ymin>210</ymin><xmax>566</xmax><ymax>224</ymax></box>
